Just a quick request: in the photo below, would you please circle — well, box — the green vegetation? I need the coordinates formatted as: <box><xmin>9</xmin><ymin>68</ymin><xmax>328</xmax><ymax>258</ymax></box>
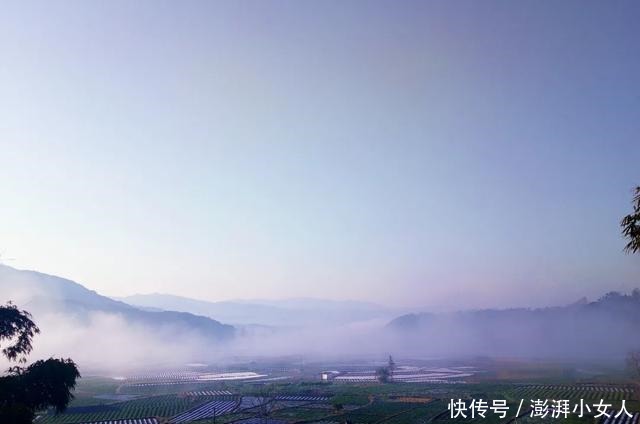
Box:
<box><xmin>621</xmin><ymin>186</ymin><xmax>640</xmax><ymax>254</ymax></box>
<box><xmin>0</xmin><ymin>302</ymin><xmax>80</xmax><ymax>424</ymax></box>
<box><xmin>508</xmin><ymin>385</ymin><xmax>633</xmax><ymax>402</ymax></box>
<box><xmin>38</xmin><ymin>394</ymin><xmax>229</xmax><ymax>424</ymax></box>
<box><xmin>31</xmin><ymin>359</ymin><xmax>640</xmax><ymax>424</ymax></box>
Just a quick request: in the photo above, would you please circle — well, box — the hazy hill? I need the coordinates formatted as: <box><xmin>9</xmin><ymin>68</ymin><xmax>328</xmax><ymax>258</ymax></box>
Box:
<box><xmin>0</xmin><ymin>265</ymin><xmax>234</xmax><ymax>370</ymax></box>
<box><xmin>386</xmin><ymin>290</ymin><xmax>640</xmax><ymax>360</ymax></box>
<box><xmin>120</xmin><ymin>293</ymin><xmax>392</xmax><ymax>327</ymax></box>
<box><xmin>0</xmin><ymin>265</ymin><xmax>234</xmax><ymax>339</ymax></box>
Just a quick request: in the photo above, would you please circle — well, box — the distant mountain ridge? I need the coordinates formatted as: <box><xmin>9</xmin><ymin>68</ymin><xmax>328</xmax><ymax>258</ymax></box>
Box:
<box><xmin>0</xmin><ymin>265</ymin><xmax>234</xmax><ymax>341</ymax></box>
<box><xmin>228</xmin><ymin>297</ymin><xmax>383</xmax><ymax>310</ymax></box>
<box><xmin>119</xmin><ymin>293</ymin><xmax>394</xmax><ymax>327</ymax></box>
<box><xmin>386</xmin><ymin>290</ymin><xmax>640</xmax><ymax>360</ymax></box>
<box><xmin>4</xmin><ymin>263</ymin><xmax>639</xmax><ymax>363</ymax></box>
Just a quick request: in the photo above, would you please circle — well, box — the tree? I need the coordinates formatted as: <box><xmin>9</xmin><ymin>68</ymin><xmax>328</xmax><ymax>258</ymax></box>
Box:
<box><xmin>622</xmin><ymin>187</ymin><xmax>640</xmax><ymax>391</ymax></box>
<box><xmin>375</xmin><ymin>366</ymin><xmax>391</xmax><ymax>383</ymax></box>
<box><xmin>387</xmin><ymin>355</ymin><xmax>396</xmax><ymax>375</ymax></box>
<box><xmin>0</xmin><ymin>302</ymin><xmax>80</xmax><ymax>424</ymax></box>
<box><xmin>0</xmin><ymin>302</ymin><xmax>40</xmax><ymax>363</ymax></box>
<box><xmin>375</xmin><ymin>355</ymin><xmax>396</xmax><ymax>383</ymax></box>
<box><xmin>621</xmin><ymin>186</ymin><xmax>640</xmax><ymax>254</ymax></box>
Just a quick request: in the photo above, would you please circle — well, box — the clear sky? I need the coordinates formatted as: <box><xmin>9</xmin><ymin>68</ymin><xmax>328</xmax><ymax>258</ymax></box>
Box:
<box><xmin>1</xmin><ymin>0</ymin><xmax>638</xmax><ymax>310</ymax></box>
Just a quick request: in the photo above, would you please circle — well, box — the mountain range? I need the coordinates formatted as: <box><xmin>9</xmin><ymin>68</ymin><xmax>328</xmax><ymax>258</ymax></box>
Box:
<box><xmin>0</xmin><ymin>264</ymin><xmax>234</xmax><ymax>340</ymax></box>
<box><xmin>118</xmin><ymin>293</ymin><xmax>393</xmax><ymax>327</ymax></box>
<box><xmin>386</xmin><ymin>290</ymin><xmax>640</xmax><ymax>360</ymax></box>
<box><xmin>3</xmin><ymin>263</ymin><xmax>640</xmax><ymax>365</ymax></box>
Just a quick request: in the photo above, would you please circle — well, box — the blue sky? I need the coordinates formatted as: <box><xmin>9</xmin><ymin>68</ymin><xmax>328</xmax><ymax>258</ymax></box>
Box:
<box><xmin>0</xmin><ymin>0</ymin><xmax>638</xmax><ymax>310</ymax></box>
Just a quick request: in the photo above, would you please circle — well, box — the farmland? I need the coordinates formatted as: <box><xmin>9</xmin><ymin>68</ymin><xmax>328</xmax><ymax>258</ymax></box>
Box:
<box><xmin>509</xmin><ymin>385</ymin><xmax>635</xmax><ymax>401</ymax></box>
<box><xmin>333</xmin><ymin>366</ymin><xmax>474</xmax><ymax>383</ymax></box>
<box><xmin>35</xmin><ymin>358</ymin><xmax>639</xmax><ymax>424</ymax></box>
<box><xmin>37</xmin><ymin>394</ymin><xmax>235</xmax><ymax>424</ymax></box>
<box><xmin>170</xmin><ymin>400</ymin><xmax>238</xmax><ymax>423</ymax></box>
<box><xmin>71</xmin><ymin>420</ymin><xmax>160</xmax><ymax>424</ymax></box>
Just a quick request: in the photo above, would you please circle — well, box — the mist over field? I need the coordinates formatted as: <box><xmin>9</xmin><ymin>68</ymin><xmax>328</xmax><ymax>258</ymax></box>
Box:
<box><xmin>2</xmin><ymin>264</ymin><xmax>639</xmax><ymax>374</ymax></box>
<box><xmin>0</xmin><ymin>265</ymin><xmax>231</xmax><ymax>373</ymax></box>
<box><xmin>1</xmin><ymin>1</ymin><xmax>639</xmax><ymax>376</ymax></box>
<box><xmin>1</xmin><ymin>2</ymin><xmax>640</xmax><ymax>424</ymax></box>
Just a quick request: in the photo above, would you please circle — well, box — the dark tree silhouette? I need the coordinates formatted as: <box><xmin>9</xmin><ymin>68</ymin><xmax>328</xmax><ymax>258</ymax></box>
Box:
<box><xmin>374</xmin><ymin>355</ymin><xmax>396</xmax><ymax>383</ymax></box>
<box><xmin>0</xmin><ymin>302</ymin><xmax>40</xmax><ymax>363</ymax></box>
<box><xmin>621</xmin><ymin>186</ymin><xmax>640</xmax><ymax>254</ymax></box>
<box><xmin>388</xmin><ymin>355</ymin><xmax>396</xmax><ymax>375</ymax></box>
<box><xmin>622</xmin><ymin>187</ymin><xmax>640</xmax><ymax>387</ymax></box>
<box><xmin>375</xmin><ymin>366</ymin><xmax>391</xmax><ymax>383</ymax></box>
<box><xmin>0</xmin><ymin>302</ymin><xmax>80</xmax><ymax>424</ymax></box>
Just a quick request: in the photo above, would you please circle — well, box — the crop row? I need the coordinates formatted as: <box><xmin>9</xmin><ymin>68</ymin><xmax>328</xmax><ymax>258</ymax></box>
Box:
<box><xmin>37</xmin><ymin>395</ymin><xmax>215</xmax><ymax>424</ymax></box>
<box><xmin>600</xmin><ymin>410</ymin><xmax>640</xmax><ymax>424</ymax></box>
<box><xmin>274</xmin><ymin>395</ymin><xmax>329</xmax><ymax>401</ymax></box>
<box><xmin>81</xmin><ymin>419</ymin><xmax>159</xmax><ymax>424</ymax></box>
<box><xmin>170</xmin><ymin>400</ymin><xmax>238</xmax><ymax>423</ymax></box>
<box><xmin>512</xmin><ymin>385</ymin><xmax>633</xmax><ymax>401</ymax></box>
<box><xmin>182</xmin><ymin>390</ymin><xmax>234</xmax><ymax>396</ymax></box>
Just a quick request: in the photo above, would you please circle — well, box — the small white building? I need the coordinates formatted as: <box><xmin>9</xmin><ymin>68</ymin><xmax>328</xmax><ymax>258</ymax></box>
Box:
<box><xmin>320</xmin><ymin>370</ymin><xmax>341</xmax><ymax>381</ymax></box>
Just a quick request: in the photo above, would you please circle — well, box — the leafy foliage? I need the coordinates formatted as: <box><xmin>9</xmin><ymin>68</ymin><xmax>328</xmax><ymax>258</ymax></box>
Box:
<box><xmin>375</xmin><ymin>366</ymin><xmax>391</xmax><ymax>383</ymax></box>
<box><xmin>388</xmin><ymin>355</ymin><xmax>396</xmax><ymax>373</ymax></box>
<box><xmin>0</xmin><ymin>302</ymin><xmax>40</xmax><ymax>363</ymax></box>
<box><xmin>375</xmin><ymin>356</ymin><xmax>396</xmax><ymax>383</ymax></box>
<box><xmin>621</xmin><ymin>186</ymin><xmax>640</xmax><ymax>254</ymax></box>
<box><xmin>0</xmin><ymin>302</ymin><xmax>80</xmax><ymax>424</ymax></box>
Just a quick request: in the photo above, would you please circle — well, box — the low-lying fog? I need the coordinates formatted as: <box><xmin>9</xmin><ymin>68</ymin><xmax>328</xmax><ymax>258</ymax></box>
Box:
<box><xmin>2</xmin><ymin>265</ymin><xmax>639</xmax><ymax>375</ymax></box>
